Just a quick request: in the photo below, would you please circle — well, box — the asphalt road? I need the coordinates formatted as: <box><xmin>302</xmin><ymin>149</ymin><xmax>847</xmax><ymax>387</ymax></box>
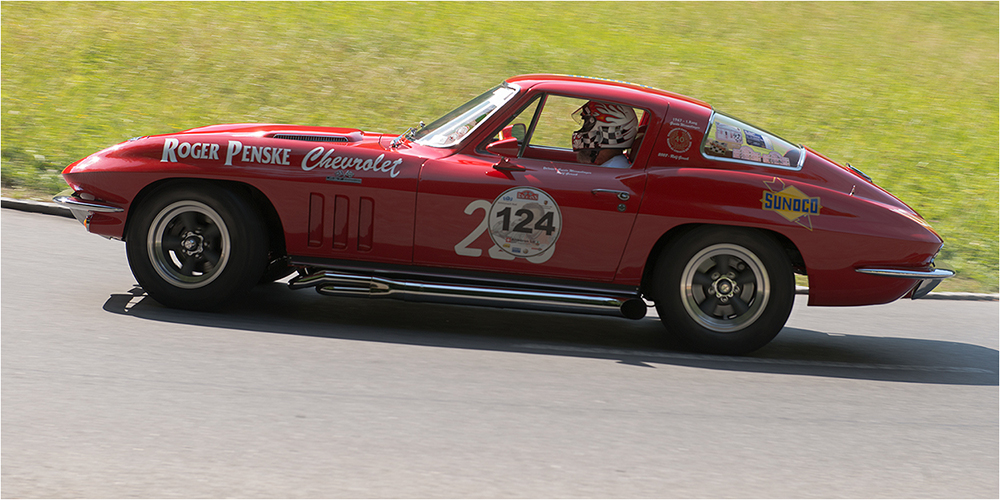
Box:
<box><xmin>3</xmin><ymin>208</ymin><xmax>998</xmax><ymax>498</ymax></box>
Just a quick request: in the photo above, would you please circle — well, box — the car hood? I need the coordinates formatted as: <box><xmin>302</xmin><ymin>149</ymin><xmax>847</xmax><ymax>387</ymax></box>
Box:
<box><xmin>169</xmin><ymin>123</ymin><xmax>380</xmax><ymax>144</ymax></box>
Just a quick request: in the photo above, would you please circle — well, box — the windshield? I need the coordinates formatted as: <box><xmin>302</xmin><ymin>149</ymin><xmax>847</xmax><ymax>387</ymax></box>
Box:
<box><xmin>414</xmin><ymin>83</ymin><xmax>520</xmax><ymax>148</ymax></box>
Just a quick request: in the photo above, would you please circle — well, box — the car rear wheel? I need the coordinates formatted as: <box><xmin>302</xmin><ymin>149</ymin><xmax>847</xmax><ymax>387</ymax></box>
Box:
<box><xmin>653</xmin><ymin>226</ymin><xmax>794</xmax><ymax>354</ymax></box>
<box><xmin>126</xmin><ymin>183</ymin><xmax>267</xmax><ymax>310</ymax></box>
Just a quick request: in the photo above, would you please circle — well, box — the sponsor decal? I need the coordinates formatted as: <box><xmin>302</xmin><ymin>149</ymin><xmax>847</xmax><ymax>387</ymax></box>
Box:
<box><xmin>733</xmin><ymin>146</ymin><xmax>790</xmax><ymax>167</ymax></box>
<box><xmin>705</xmin><ymin>139</ymin><xmax>730</xmax><ymax>157</ymax></box>
<box><xmin>715</xmin><ymin>123</ymin><xmax>743</xmax><ymax>146</ymax></box>
<box><xmin>161</xmin><ymin>139</ymin><xmax>222</xmax><ymax>163</ymax></box>
<box><xmin>517</xmin><ymin>190</ymin><xmax>539</xmax><ymax>201</ymax></box>
<box><xmin>733</xmin><ymin>145</ymin><xmax>763</xmax><ymax>163</ymax></box>
<box><xmin>761</xmin><ymin>177</ymin><xmax>821</xmax><ymax>230</ymax></box>
<box><xmin>302</xmin><ymin>146</ymin><xmax>402</xmax><ymax>178</ymax></box>
<box><xmin>667</xmin><ymin>128</ymin><xmax>693</xmax><ymax>153</ymax></box>
<box><xmin>224</xmin><ymin>141</ymin><xmax>292</xmax><ymax>166</ymax></box>
<box><xmin>762</xmin><ymin>151</ymin><xmax>791</xmax><ymax>167</ymax></box>
<box><xmin>743</xmin><ymin>130</ymin><xmax>772</xmax><ymax>150</ymax></box>
<box><xmin>161</xmin><ymin>139</ymin><xmax>405</xmax><ymax>179</ymax></box>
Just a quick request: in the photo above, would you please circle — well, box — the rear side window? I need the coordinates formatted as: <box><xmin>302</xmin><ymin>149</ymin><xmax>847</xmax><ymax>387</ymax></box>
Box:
<box><xmin>702</xmin><ymin>113</ymin><xmax>801</xmax><ymax>169</ymax></box>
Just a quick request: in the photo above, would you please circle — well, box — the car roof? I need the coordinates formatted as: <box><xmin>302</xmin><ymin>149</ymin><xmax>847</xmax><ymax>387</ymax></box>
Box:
<box><xmin>506</xmin><ymin>74</ymin><xmax>713</xmax><ymax>111</ymax></box>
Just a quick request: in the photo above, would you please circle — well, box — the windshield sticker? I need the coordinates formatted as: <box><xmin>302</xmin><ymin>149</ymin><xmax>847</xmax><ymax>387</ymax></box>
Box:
<box><xmin>761</xmin><ymin>177</ymin><xmax>821</xmax><ymax>230</ymax></box>
<box><xmin>733</xmin><ymin>146</ymin><xmax>762</xmax><ymax>162</ymax></box>
<box><xmin>705</xmin><ymin>140</ymin><xmax>730</xmax><ymax>157</ymax></box>
<box><xmin>715</xmin><ymin>123</ymin><xmax>743</xmax><ymax>145</ymax></box>
<box><xmin>743</xmin><ymin>130</ymin><xmax>772</xmax><ymax>149</ymax></box>
<box><xmin>762</xmin><ymin>151</ymin><xmax>791</xmax><ymax>167</ymax></box>
<box><xmin>667</xmin><ymin>128</ymin><xmax>693</xmax><ymax>153</ymax></box>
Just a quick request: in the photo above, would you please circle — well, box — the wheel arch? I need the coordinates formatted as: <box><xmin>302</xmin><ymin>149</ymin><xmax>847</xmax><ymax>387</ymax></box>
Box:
<box><xmin>124</xmin><ymin>178</ymin><xmax>287</xmax><ymax>259</ymax></box>
<box><xmin>639</xmin><ymin>223</ymin><xmax>806</xmax><ymax>300</ymax></box>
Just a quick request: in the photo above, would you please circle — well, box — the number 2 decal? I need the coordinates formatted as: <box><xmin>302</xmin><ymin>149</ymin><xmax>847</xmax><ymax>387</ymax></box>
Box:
<box><xmin>454</xmin><ymin>200</ymin><xmax>490</xmax><ymax>257</ymax></box>
<box><xmin>453</xmin><ymin>187</ymin><xmax>562</xmax><ymax>264</ymax></box>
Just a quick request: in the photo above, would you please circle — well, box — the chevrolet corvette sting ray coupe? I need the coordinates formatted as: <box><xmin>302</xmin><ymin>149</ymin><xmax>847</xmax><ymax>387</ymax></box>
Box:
<box><xmin>55</xmin><ymin>74</ymin><xmax>953</xmax><ymax>354</ymax></box>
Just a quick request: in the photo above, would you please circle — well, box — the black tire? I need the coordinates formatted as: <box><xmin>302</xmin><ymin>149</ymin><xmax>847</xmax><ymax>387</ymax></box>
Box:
<box><xmin>125</xmin><ymin>183</ymin><xmax>268</xmax><ymax>310</ymax></box>
<box><xmin>653</xmin><ymin>226</ymin><xmax>794</xmax><ymax>354</ymax></box>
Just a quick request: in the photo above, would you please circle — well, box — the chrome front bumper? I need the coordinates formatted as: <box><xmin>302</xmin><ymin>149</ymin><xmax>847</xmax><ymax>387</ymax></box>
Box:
<box><xmin>52</xmin><ymin>195</ymin><xmax>124</xmax><ymax>227</ymax></box>
<box><xmin>856</xmin><ymin>267</ymin><xmax>955</xmax><ymax>299</ymax></box>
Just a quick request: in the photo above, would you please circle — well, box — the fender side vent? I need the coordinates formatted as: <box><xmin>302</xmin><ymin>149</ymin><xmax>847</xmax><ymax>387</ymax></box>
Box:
<box><xmin>273</xmin><ymin>134</ymin><xmax>350</xmax><ymax>143</ymax></box>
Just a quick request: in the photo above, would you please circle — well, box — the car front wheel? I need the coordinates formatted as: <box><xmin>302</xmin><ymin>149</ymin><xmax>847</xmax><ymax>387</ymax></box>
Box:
<box><xmin>126</xmin><ymin>183</ymin><xmax>267</xmax><ymax>310</ymax></box>
<box><xmin>653</xmin><ymin>226</ymin><xmax>794</xmax><ymax>354</ymax></box>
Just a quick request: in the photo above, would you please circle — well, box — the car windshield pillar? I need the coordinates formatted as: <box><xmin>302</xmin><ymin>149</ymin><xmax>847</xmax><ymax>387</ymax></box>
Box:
<box><xmin>414</xmin><ymin>83</ymin><xmax>520</xmax><ymax>148</ymax></box>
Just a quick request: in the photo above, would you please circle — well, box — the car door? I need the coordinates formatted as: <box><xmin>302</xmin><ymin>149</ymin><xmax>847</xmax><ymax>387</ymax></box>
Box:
<box><xmin>412</xmin><ymin>94</ymin><xmax>655</xmax><ymax>283</ymax></box>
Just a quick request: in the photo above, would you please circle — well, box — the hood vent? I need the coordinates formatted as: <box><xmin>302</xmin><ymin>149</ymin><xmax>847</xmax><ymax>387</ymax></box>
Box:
<box><xmin>272</xmin><ymin>134</ymin><xmax>350</xmax><ymax>143</ymax></box>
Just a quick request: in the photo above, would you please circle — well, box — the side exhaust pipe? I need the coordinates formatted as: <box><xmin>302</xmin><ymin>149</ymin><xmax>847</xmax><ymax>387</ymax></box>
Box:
<box><xmin>289</xmin><ymin>270</ymin><xmax>647</xmax><ymax>320</ymax></box>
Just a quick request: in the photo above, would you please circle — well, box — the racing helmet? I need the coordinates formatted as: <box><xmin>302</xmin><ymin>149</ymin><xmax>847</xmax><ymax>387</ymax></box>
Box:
<box><xmin>571</xmin><ymin>101</ymin><xmax>638</xmax><ymax>151</ymax></box>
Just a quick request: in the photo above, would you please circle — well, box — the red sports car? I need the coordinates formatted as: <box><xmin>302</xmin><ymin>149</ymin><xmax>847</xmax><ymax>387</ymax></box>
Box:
<box><xmin>55</xmin><ymin>74</ymin><xmax>953</xmax><ymax>354</ymax></box>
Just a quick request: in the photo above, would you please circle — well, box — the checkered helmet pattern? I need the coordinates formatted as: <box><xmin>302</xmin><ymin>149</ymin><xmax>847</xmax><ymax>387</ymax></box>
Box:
<box><xmin>571</xmin><ymin>101</ymin><xmax>638</xmax><ymax>151</ymax></box>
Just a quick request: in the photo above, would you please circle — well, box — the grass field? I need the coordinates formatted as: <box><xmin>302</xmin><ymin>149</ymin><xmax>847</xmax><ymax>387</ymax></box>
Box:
<box><xmin>2</xmin><ymin>2</ymin><xmax>996</xmax><ymax>292</ymax></box>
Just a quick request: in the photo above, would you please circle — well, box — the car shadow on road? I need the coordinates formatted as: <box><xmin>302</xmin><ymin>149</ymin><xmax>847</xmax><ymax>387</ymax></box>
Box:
<box><xmin>103</xmin><ymin>283</ymin><xmax>999</xmax><ymax>386</ymax></box>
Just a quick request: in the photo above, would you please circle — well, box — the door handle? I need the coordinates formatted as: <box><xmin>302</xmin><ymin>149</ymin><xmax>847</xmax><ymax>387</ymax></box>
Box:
<box><xmin>591</xmin><ymin>189</ymin><xmax>630</xmax><ymax>201</ymax></box>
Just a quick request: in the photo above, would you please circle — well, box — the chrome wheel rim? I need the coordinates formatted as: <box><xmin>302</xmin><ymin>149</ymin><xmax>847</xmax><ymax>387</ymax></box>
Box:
<box><xmin>680</xmin><ymin>243</ymin><xmax>770</xmax><ymax>333</ymax></box>
<box><xmin>147</xmin><ymin>201</ymin><xmax>231</xmax><ymax>289</ymax></box>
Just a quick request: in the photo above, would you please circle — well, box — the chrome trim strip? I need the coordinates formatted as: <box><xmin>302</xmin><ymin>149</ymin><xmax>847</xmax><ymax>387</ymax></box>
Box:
<box><xmin>856</xmin><ymin>268</ymin><xmax>955</xmax><ymax>279</ymax></box>
<box><xmin>289</xmin><ymin>270</ymin><xmax>647</xmax><ymax>319</ymax></box>
<box><xmin>52</xmin><ymin>196</ymin><xmax>124</xmax><ymax>213</ymax></box>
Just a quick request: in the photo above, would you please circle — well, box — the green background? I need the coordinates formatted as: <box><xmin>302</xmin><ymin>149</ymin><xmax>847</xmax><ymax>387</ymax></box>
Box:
<box><xmin>2</xmin><ymin>1</ymin><xmax>996</xmax><ymax>292</ymax></box>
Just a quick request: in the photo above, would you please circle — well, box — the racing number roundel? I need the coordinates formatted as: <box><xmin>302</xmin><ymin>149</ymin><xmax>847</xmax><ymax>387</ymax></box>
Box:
<box><xmin>667</xmin><ymin>128</ymin><xmax>693</xmax><ymax>153</ymax></box>
<box><xmin>488</xmin><ymin>187</ymin><xmax>562</xmax><ymax>258</ymax></box>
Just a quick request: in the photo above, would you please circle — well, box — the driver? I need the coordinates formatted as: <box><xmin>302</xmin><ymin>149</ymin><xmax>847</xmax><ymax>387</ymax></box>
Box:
<box><xmin>571</xmin><ymin>101</ymin><xmax>638</xmax><ymax>168</ymax></box>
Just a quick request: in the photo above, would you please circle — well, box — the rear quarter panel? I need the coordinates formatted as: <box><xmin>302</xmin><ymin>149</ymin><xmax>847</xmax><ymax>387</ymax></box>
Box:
<box><xmin>618</xmin><ymin>109</ymin><xmax>943</xmax><ymax>306</ymax></box>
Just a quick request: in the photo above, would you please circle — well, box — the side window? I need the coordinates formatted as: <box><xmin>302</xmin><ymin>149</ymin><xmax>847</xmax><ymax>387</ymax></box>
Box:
<box><xmin>702</xmin><ymin>113</ymin><xmax>801</xmax><ymax>168</ymax></box>
<box><xmin>483</xmin><ymin>94</ymin><xmax>647</xmax><ymax>167</ymax></box>
<box><xmin>530</xmin><ymin>96</ymin><xmax>646</xmax><ymax>151</ymax></box>
<box><xmin>529</xmin><ymin>96</ymin><xmax>589</xmax><ymax>149</ymax></box>
<box><xmin>484</xmin><ymin>96</ymin><xmax>543</xmax><ymax>145</ymax></box>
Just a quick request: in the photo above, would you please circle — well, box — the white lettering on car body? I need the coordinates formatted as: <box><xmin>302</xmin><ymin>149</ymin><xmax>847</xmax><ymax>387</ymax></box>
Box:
<box><xmin>224</xmin><ymin>140</ymin><xmax>291</xmax><ymax>166</ymax></box>
<box><xmin>301</xmin><ymin>147</ymin><xmax>402</xmax><ymax>178</ymax></box>
<box><xmin>161</xmin><ymin>138</ymin><xmax>221</xmax><ymax>163</ymax></box>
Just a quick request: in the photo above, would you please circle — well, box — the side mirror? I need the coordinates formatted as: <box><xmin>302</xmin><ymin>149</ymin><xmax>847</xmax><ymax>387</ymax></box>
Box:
<box><xmin>500</xmin><ymin>123</ymin><xmax>526</xmax><ymax>142</ymax></box>
<box><xmin>485</xmin><ymin>137</ymin><xmax>520</xmax><ymax>157</ymax></box>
